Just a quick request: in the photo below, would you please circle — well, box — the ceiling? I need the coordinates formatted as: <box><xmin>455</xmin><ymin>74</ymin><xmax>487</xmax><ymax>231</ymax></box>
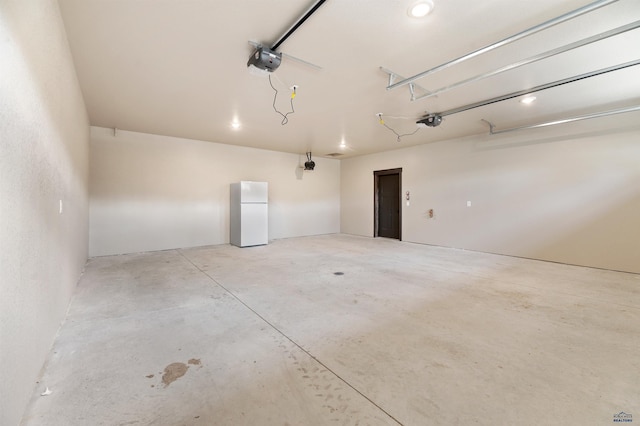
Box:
<box><xmin>58</xmin><ymin>0</ymin><xmax>640</xmax><ymax>159</ymax></box>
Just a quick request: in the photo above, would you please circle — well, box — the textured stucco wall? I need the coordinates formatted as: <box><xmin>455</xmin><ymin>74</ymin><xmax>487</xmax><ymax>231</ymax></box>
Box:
<box><xmin>341</xmin><ymin>121</ymin><xmax>640</xmax><ymax>274</ymax></box>
<box><xmin>89</xmin><ymin>127</ymin><xmax>340</xmax><ymax>256</ymax></box>
<box><xmin>0</xmin><ymin>1</ymin><xmax>89</xmax><ymax>424</ymax></box>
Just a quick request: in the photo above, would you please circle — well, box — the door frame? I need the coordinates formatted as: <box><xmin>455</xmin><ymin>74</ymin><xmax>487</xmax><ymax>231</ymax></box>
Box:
<box><xmin>373</xmin><ymin>168</ymin><xmax>402</xmax><ymax>240</ymax></box>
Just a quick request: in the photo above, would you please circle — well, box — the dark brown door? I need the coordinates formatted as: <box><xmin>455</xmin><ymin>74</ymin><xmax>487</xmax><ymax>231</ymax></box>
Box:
<box><xmin>375</xmin><ymin>169</ymin><xmax>401</xmax><ymax>239</ymax></box>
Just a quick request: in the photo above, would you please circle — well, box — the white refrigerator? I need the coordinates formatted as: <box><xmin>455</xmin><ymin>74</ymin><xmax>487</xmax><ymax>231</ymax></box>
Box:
<box><xmin>230</xmin><ymin>181</ymin><xmax>268</xmax><ymax>247</ymax></box>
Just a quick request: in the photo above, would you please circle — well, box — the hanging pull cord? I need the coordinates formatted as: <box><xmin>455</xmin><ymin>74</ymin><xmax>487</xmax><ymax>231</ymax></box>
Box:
<box><xmin>268</xmin><ymin>74</ymin><xmax>295</xmax><ymax>125</ymax></box>
<box><xmin>377</xmin><ymin>114</ymin><xmax>420</xmax><ymax>142</ymax></box>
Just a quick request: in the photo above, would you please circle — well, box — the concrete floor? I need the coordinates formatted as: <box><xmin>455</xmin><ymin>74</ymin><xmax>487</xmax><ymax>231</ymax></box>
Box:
<box><xmin>21</xmin><ymin>234</ymin><xmax>639</xmax><ymax>425</ymax></box>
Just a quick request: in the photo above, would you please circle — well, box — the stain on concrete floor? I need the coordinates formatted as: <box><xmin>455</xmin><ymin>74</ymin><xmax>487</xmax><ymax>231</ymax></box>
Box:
<box><xmin>162</xmin><ymin>362</ymin><xmax>189</xmax><ymax>387</ymax></box>
<box><xmin>149</xmin><ymin>359</ymin><xmax>204</xmax><ymax>388</ymax></box>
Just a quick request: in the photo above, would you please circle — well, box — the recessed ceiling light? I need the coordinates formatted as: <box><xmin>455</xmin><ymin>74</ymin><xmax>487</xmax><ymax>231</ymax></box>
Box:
<box><xmin>231</xmin><ymin>120</ymin><xmax>241</xmax><ymax>129</ymax></box>
<box><xmin>520</xmin><ymin>96</ymin><xmax>537</xmax><ymax>105</ymax></box>
<box><xmin>408</xmin><ymin>1</ymin><xmax>434</xmax><ymax>18</ymax></box>
<box><xmin>340</xmin><ymin>139</ymin><xmax>347</xmax><ymax>149</ymax></box>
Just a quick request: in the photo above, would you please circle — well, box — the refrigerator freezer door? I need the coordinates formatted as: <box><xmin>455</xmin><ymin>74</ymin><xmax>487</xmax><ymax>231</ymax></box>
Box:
<box><xmin>240</xmin><ymin>203</ymin><xmax>268</xmax><ymax>246</ymax></box>
<box><xmin>240</xmin><ymin>181</ymin><xmax>268</xmax><ymax>203</ymax></box>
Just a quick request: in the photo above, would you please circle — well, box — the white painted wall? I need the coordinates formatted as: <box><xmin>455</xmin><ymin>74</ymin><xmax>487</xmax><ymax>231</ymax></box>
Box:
<box><xmin>89</xmin><ymin>127</ymin><xmax>340</xmax><ymax>256</ymax></box>
<box><xmin>342</xmin><ymin>121</ymin><xmax>640</xmax><ymax>274</ymax></box>
<box><xmin>0</xmin><ymin>1</ymin><xmax>89</xmax><ymax>424</ymax></box>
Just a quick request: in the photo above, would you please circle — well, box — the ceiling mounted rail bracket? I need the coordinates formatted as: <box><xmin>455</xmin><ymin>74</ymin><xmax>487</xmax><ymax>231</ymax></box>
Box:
<box><xmin>482</xmin><ymin>105</ymin><xmax>640</xmax><ymax>135</ymax></box>
<box><xmin>380</xmin><ymin>67</ymin><xmax>431</xmax><ymax>101</ymax></box>
<box><xmin>481</xmin><ymin>119</ymin><xmax>496</xmax><ymax>134</ymax></box>
<box><xmin>386</xmin><ymin>0</ymin><xmax>619</xmax><ymax>91</ymax></box>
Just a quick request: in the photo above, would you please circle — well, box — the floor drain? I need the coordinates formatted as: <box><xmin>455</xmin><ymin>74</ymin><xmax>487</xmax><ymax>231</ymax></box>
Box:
<box><xmin>333</xmin><ymin>272</ymin><xmax>344</xmax><ymax>276</ymax></box>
